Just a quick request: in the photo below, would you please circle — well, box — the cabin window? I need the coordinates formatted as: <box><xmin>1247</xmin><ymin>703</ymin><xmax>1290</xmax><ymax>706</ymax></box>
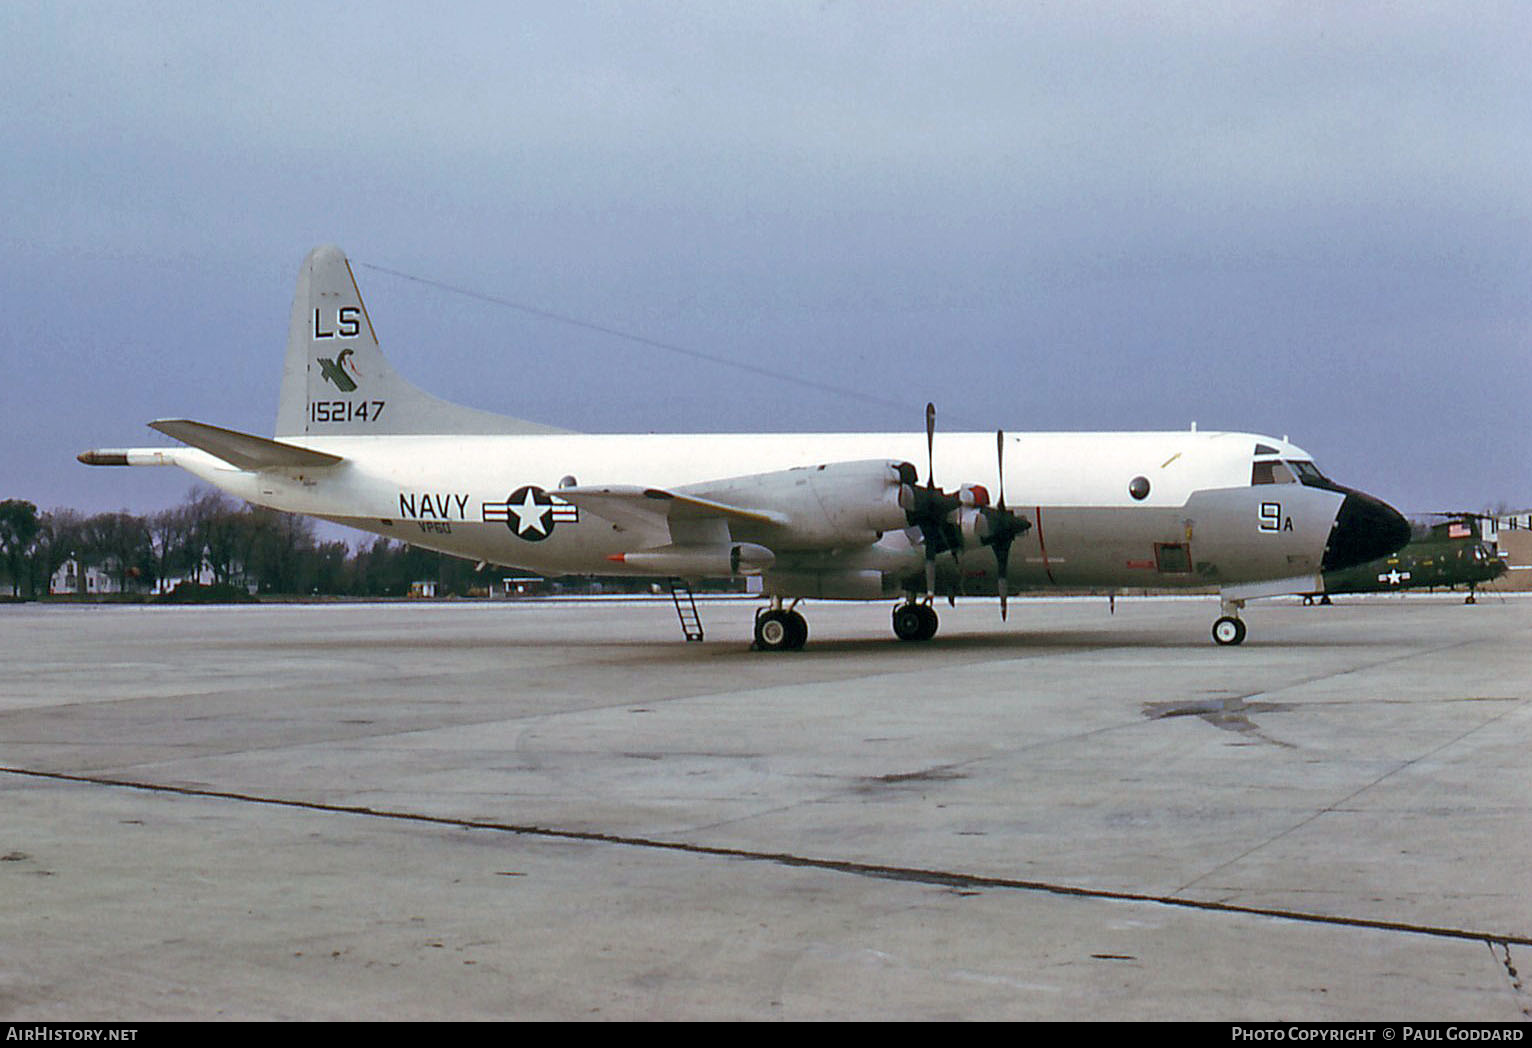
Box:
<box><xmin>1251</xmin><ymin>460</ymin><xmax>1295</xmax><ymax>485</ymax></box>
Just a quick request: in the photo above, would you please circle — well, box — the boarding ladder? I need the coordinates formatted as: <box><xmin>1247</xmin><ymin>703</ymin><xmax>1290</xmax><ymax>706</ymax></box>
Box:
<box><xmin>668</xmin><ymin>578</ymin><xmax>705</xmax><ymax>642</ymax></box>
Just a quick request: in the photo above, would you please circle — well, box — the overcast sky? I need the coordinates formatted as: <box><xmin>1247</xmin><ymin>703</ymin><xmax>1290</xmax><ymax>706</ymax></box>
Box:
<box><xmin>4</xmin><ymin>2</ymin><xmax>1528</xmax><ymax>521</ymax></box>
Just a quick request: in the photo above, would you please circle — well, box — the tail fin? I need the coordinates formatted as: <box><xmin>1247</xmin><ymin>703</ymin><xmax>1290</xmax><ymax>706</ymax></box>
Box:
<box><xmin>274</xmin><ymin>245</ymin><xmax>564</xmax><ymax>437</ymax></box>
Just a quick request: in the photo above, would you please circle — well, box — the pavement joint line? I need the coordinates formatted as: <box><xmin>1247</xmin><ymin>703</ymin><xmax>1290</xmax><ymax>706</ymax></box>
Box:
<box><xmin>1170</xmin><ymin>693</ymin><xmax>1532</xmax><ymax>897</ymax></box>
<box><xmin>6</xmin><ymin>763</ymin><xmax>1530</xmax><ymax>951</ymax></box>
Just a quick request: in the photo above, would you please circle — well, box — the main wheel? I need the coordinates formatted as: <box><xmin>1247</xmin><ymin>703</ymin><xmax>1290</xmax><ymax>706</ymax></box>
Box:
<box><xmin>892</xmin><ymin>602</ymin><xmax>938</xmax><ymax>642</ymax></box>
<box><xmin>1212</xmin><ymin>616</ymin><xmax>1247</xmax><ymax>646</ymax></box>
<box><xmin>755</xmin><ymin>609</ymin><xmax>807</xmax><ymax>651</ymax></box>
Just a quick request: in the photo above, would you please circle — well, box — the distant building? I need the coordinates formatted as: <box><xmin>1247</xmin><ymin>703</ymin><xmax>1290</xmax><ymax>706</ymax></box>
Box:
<box><xmin>500</xmin><ymin>576</ymin><xmax>551</xmax><ymax>598</ymax></box>
<box><xmin>50</xmin><ymin>556</ymin><xmax>232</xmax><ymax>596</ymax></box>
<box><xmin>50</xmin><ymin>559</ymin><xmax>120</xmax><ymax>595</ymax></box>
<box><xmin>1494</xmin><ymin>512</ymin><xmax>1532</xmax><ymax>591</ymax></box>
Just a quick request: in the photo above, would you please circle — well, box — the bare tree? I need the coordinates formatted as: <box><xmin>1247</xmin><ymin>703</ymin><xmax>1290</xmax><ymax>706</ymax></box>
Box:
<box><xmin>147</xmin><ymin>504</ymin><xmax>196</xmax><ymax>591</ymax></box>
<box><xmin>79</xmin><ymin>511</ymin><xmax>153</xmax><ymax>593</ymax></box>
<box><xmin>0</xmin><ymin>500</ymin><xmax>40</xmax><ymax>597</ymax></box>
<box><xmin>33</xmin><ymin>508</ymin><xmax>86</xmax><ymax>594</ymax></box>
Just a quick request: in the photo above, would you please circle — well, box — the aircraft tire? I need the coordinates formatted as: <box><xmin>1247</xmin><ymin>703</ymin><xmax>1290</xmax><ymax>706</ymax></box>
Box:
<box><xmin>784</xmin><ymin>610</ymin><xmax>808</xmax><ymax>649</ymax></box>
<box><xmin>892</xmin><ymin>602</ymin><xmax>938</xmax><ymax>642</ymax></box>
<box><xmin>1212</xmin><ymin>616</ymin><xmax>1247</xmax><ymax>646</ymax></box>
<box><xmin>755</xmin><ymin>609</ymin><xmax>807</xmax><ymax>651</ymax></box>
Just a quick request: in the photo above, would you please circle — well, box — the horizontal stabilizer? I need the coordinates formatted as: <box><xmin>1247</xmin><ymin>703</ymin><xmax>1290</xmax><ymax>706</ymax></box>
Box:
<box><xmin>148</xmin><ymin>419</ymin><xmax>344</xmax><ymax>471</ymax></box>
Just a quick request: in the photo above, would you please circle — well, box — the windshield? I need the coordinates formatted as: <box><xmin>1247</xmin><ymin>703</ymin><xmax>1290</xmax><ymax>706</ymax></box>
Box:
<box><xmin>1251</xmin><ymin>460</ymin><xmax>1295</xmax><ymax>485</ymax></box>
<box><xmin>1287</xmin><ymin>460</ymin><xmax>1328</xmax><ymax>484</ymax></box>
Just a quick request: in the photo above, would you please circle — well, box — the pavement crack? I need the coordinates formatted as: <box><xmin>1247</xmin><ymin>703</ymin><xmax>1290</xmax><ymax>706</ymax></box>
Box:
<box><xmin>1491</xmin><ymin>941</ymin><xmax>1531</xmax><ymax>1018</ymax></box>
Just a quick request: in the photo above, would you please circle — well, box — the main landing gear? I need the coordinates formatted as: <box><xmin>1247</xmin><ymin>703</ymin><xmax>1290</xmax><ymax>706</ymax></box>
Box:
<box><xmin>753</xmin><ymin>599</ymin><xmax>808</xmax><ymax>651</ymax></box>
<box><xmin>753</xmin><ymin>598</ymin><xmax>942</xmax><ymax>650</ymax></box>
<box><xmin>892</xmin><ymin>600</ymin><xmax>939</xmax><ymax>642</ymax></box>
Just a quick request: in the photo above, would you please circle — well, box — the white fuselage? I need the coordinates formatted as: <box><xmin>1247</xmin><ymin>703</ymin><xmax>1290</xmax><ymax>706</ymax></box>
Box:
<box><xmin>159</xmin><ymin>428</ymin><xmax>1345</xmax><ymax>597</ymax></box>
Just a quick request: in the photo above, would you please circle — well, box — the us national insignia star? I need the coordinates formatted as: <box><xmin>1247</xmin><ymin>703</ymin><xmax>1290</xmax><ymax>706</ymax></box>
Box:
<box><xmin>482</xmin><ymin>486</ymin><xmax>577</xmax><ymax>541</ymax></box>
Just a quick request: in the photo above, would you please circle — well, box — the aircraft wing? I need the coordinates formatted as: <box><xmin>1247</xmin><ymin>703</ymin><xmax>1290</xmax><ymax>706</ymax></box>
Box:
<box><xmin>147</xmin><ymin>419</ymin><xmax>344</xmax><ymax>471</ymax></box>
<box><xmin>552</xmin><ymin>485</ymin><xmax>788</xmax><ymax>548</ymax></box>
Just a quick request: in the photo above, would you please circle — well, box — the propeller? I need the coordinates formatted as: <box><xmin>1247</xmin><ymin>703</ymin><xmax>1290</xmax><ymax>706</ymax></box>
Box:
<box><xmin>901</xmin><ymin>406</ymin><xmax>1031</xmax><ymax>616</ymax></box>
<box><xmin>925</xmin><ymin>403</ymin><xmax>964</xmax><ymax>602</ymax></box>
<box><xmin>975</xmin><ymin>429</ymin><xmax>1031</xmax><ymax>619</ymax></box>
<box><xmin>901</xmin><ymin>403</ymin><xmax>963</xmax><ymax>603</ymax></box>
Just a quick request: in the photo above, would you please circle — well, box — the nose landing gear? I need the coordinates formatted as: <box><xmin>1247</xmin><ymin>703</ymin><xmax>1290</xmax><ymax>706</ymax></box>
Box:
<box><xmin>1212</xmin><ymin>615</ymin><xmax>1247</xmax><ymax>646</ymax></box>
<box><xmin>1212</xmin><ymin>597</ymin><xmax>1247</xmax><ymax>646</ymax></box>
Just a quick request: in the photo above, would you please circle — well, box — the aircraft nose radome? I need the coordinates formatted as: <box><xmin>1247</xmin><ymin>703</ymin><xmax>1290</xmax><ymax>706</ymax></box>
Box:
<box><xmin>1322</xmin><ymin>491</ymin><xmax>1411</xmax><ymax>572</ymax></box>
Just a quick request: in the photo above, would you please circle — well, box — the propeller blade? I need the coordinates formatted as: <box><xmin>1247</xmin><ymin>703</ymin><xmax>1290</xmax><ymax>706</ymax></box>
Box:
<box><xmin>996</xmin><ymin>430</ymin><xmax>1006</xmax><ymax>510</ymax></box>
<box><xmin>994</xmin><ymin>520</ymin><xmax>1012</xmax><ymax>621</ymax></box>
<box><xmin>995</xmin><ymin>428</ymin><xmax>1011</xmax><ymax>619</ymax></box>
<box><xmin>925</xmin><ymin>402</ymin><xmax>936</xmax><ymax>488</ymax></box>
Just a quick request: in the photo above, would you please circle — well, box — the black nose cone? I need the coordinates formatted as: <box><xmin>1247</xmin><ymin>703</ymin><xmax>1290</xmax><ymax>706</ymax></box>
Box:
<box><xmin>1322</xmin><ymin>491</ymin><xmax>1411</xmax><ymax>572</ymax></box>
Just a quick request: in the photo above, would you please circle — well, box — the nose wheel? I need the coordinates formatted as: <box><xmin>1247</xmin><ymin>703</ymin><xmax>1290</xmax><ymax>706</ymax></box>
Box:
<box><xmin>1212</xmin><ymin>615</ymin><xmax>1247</xmax><ymax>646</ymax></box>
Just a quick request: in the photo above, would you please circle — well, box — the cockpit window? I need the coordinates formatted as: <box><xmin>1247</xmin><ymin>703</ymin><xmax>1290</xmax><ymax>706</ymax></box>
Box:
<box><xmin>1252</xmin><ymin>460</ymin><xmax>1295</xmax><ymax>485</ymax></box>
<box><xmin>1287</xmin><ymin>460</ymin><xmax>1328</xmax><ymax>484</ymax></box>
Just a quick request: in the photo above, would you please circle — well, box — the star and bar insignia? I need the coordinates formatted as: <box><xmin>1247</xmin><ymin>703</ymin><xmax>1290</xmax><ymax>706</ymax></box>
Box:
<box><xmin>482</xmin><ymin>486</ymin><xmax>578</xmax><ymax>541</ymax></box>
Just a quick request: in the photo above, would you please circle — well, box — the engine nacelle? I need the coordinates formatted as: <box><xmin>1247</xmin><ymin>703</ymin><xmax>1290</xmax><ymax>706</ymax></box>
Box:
<box><xmin>686</xmin><ymin>460</ymin><xmax>912</xmax><ymax>551</ymax></box>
